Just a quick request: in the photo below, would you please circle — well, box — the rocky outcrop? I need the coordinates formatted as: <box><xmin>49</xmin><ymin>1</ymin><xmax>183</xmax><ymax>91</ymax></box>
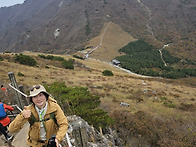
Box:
<box><xmin>0</xmin><ymin>115</ymin><xmax>122</xmax><ymax>147</ymax></box>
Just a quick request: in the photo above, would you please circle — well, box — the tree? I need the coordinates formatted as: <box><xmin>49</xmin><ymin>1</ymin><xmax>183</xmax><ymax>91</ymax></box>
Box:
<box><xmin>45</xmin><ymin>82</ymin><xmax>114</xmax><ymax>129</ymax></box>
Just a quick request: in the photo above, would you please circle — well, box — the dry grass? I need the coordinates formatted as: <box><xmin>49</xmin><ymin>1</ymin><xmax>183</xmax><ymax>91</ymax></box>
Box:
<box><xmin>0</xmin><ymin>51</ymin><xmax>195</xmax><ymax>146</ymax></box>
<box><xmin>0</xmin><ymin>20</ymin><xmax>195</xmax><ymax>146</ymax></box>
<box><xmin>84</xmin><ymin>22</ymin><xmax>137</xmax><ymax>62</ymax></box>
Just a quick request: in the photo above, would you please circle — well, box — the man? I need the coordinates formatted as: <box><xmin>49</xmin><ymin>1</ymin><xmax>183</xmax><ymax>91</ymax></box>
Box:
<box><xmin>0</xmin><ymin>101</ymin><xmax>14</xmax><ymax>140</ymax></box>
<box><xmin>8</xmin><ymin>84</ymin><xmax>68</xmax><ymax>147</ymax></box>
<box><xmin>1</xmin><ymin>85</ymin><xmax>8</xmax><ymax>96</ymax></box>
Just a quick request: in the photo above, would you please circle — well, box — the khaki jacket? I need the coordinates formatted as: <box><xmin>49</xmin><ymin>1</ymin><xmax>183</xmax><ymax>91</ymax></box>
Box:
<box><xmin>9</xmin><ymin>97</ymin><xmax>68</xmax><ymax>147</ymax></box>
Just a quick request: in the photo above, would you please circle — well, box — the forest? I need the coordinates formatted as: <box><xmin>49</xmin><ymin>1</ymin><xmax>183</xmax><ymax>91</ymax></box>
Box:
<box><xmin>115</xmin><ymin>40</ymin><xmax>196</xmax><ymax>79</ymax></box>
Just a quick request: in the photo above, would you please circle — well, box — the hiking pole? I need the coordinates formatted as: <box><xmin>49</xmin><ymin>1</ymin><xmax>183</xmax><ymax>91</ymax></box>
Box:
<box><xmin>8</xmin><ymin>83</ymin><xmax>28</xmax><ymax>98</ymax></box>
<box><xmin>66</xmin><ymin>133</ymin><xmax>74</xmax><ymax>147</ymax></box>
<box><xmin>7</xmin><ymin>110</ymin><xmax>19</xmax><ymax>118</ymax></box>
<box><xmin>11</xmin><ymin>105</ymin><xmax>23</xmax><ymax>112</ymax></box>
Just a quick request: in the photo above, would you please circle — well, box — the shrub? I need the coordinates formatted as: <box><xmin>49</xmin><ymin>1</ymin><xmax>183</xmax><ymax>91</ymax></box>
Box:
<box><xmin>111</xmin><ymin>109</ymin><xmax>196</xmax><ymax>146</ymax></box>
<box><xmin>38</xmin><ymin>54</ymin><xmax>65</xmax><ymax>61</ymax></box>
<box><xmin>45</xmin><ymin>65</ymin><xmax>50</xmax><ymax>69</ymax></box>
<box><xmin>73</xmin><ymin>54</ymin><xmax>84</xmax><ymax>60</ymax></box>
<box><xmin>14</xmin><ymin>54</ymin><xmax>36</xmax><ymax>66</ymax></box>
<box><xmin>160</xmin><ymin>97</ymin><xmax>168</xmax><ymax>101</ymax></box>
<box><xmin>0</xmin><ymin>56</ymin><xmax>3</xmax><ymax>61</ymax></box>
<box><xmin>17</xmin><ymin>72</ymin><xmax>24</xmax><ymax>76</ymax></box>
<box><xmin>178</xmin><ymin>103</ymin><xmax>195</xmax><ymax>111</ymax></box>
<box><xmin>160</xmin><ymin>97</ymin><xmax>176</xmax><ymax>108</ymax></box>
<box><xmin>102</xmin><ymin>70</ymin><xmax>114</xmax><ymax>76</ymax></box>
<box><xmin>163</xmin><ymin>101</ymin><xmax>176</xmax><ymax>108</ymax></box>
<box><xmin>38</xmin><ymin>54</ymin><xmax>46</xmax><ymax>59</ymax></box>
<box><xmin>45</xmin><ymin>82</ymin><xmax>114</xmax><ymax>129</ymax></box>
<box><xmin>62</xmin><ymin>58</ymin><xmax>74</xmax><ymax>69</ymax></box>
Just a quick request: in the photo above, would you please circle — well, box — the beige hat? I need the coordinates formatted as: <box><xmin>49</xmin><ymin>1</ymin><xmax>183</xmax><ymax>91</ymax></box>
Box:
<box><xmin>29</xmin><ymin>85</ymin><xmax>49</xmax><ymax>97</ymax></box>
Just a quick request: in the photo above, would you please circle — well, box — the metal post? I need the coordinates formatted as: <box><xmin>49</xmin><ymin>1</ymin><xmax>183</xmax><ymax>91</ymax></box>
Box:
<box><xmin>72</xmin><ymin>119</ymin><xmax>87</xmax><ymax>147</ymax></box>
<box><xmin>99</xmin><ymin>126</ymin><xmax>103</xmax><ymax>141</ymax></box>
<box><xmin>73</xmin><ymin>127</ymin><xmax>83</xmax><ymax>147</ymax></box>
<box><xmin>8</xmin><ymin>72</ymin><xmax>24</xmax><ymax>109</ymax></box>
<box><xmin>19</xmin><ymin>85</ymin><xmax>29</xmax><ymax>105</ymax></box>
<box><xmin>80</xmin><ymin>127</ymin><xmax>88</xmax><ymax>147</ymax></box>
<box><xmin>90</xmin><ymin>125</ymin><xmax>95</xmax><ymax>143</ymax></box>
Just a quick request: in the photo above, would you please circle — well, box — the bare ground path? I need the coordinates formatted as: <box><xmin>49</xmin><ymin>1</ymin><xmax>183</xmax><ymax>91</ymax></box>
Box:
<box><xmin>11</xmin><ymin>123</ymin><xmax>29</xmax><ymax>147</ymax></box>
<box><xmin>0</xmin><ymin>123</ymin><xmax>29</xmax><ymax>147</ymax></box>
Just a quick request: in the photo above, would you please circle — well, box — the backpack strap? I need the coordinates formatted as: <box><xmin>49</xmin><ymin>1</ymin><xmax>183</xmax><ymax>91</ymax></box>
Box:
<box><xmin>29</xmin><ymin>112</ymin><xmax>58</xmax><ymax>127</ymax></box>
<box><xmin>29</xmin><ymin>113</ymin><xmax>38</xmax><ymax>126</ymax></box>
<box><xmin>28</xmin><ymin>111</ymin><xmax>59</xmax><ymax>144</ymax></box>
<box><xmin>49</xmin><ymin>112</ymin><xmax>59</xmax><ymax>127</ymax></box>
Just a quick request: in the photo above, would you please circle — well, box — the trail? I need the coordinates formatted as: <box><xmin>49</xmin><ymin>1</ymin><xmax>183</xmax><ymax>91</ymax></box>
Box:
<box><xmin>159</xmin><ymin>44</ymin><xmax>170</xmax><ymax>66</ymax></box>
<box><xmin>88</xmin><ymin>57</ymin><xmax>152</xmax><ymax>78</ymax></box>
<box><xmin>0</xmin><ymin>83</ymin><xmax>116</xmax><ymax>147</ymax></box>
<box><xmin>137</xmin><ymin>0</ymin><xmax>156</xmax><ymax>40</ymax></box>
<box><xmin>100</xmin><ymin>21</ymin><xmax>111</xmax><ymax>46</ymax></box>
<box><xmin>137</xmin><ymin>0</ymin><xmax>170</xmax><ymax>66</ymax></box>
<box><xmin>83</xmin><ymin>3</ymin><xmax>167</xmax><ymax>78</ymax></box>
<box><xmin>84</xmin><ymin>22</ymin><xmax>111</xmax><ymax>59</ymax></box>
<box><xmin>83</xmin><ymin>20</ymin><xmax>152</xmax><ymax>78</ymax></box>
<box><xmin>82</xmin><ymin>21</ymin><xmax>151</xmax><ymax>78</ymax></box>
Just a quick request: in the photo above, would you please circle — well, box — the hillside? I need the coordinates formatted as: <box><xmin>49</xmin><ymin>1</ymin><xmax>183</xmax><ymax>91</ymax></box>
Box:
<box><xmin>0</xmin><ymin>0</ymin><xmax>195</xmax><ymax>61</ymax></box>
<box><xmin>0</xmin><ymin>52</ymin><xmax>195</xmax><ymax>146</ymax></box>
<box><xmin>84</xmin><ymin>22</ymin><xmax>137</xmax><ymax>62</ymax></box>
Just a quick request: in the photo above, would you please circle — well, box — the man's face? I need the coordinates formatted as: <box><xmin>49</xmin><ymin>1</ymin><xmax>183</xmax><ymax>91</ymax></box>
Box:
<box><xmin>32</xmin><ymin>93</ymin><xmax>46</xmax><ymax>109</ymax></box>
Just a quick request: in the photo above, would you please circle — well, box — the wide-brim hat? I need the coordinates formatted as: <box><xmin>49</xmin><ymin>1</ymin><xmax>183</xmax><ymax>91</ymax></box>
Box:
<box><xmin>29</xmin><ymin>84</ymin><xmax>49</xmax><ymax>97</ymax></box>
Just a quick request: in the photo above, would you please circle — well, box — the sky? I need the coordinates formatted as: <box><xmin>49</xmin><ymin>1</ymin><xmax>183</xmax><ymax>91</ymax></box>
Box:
<box><xmin>0</xmin><ymin>0</ymin><xmax>25</xmax><ymax>8</ymax></box>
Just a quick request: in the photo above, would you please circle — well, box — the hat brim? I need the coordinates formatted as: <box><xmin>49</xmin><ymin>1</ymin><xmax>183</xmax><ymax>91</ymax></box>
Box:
<box><xmin>28</xmin><ymin>91</ymin><xmax>50</xmax><ymax>98</ymax></box>
<box><xmin>28</xmin><ymin>85</ymin><xmax>49</xmax><ymax>98</ymax></box>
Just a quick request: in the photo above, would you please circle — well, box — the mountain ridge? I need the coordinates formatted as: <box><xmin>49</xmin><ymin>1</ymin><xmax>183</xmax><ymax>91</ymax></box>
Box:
<box><xmin>0</xmin><ymin>0</ymin><xmax>195</xmax><ymax>61</ymax></box>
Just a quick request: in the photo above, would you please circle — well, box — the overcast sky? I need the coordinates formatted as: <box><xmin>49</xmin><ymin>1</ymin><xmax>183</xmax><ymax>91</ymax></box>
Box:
<box><xmin>0</xmin><ymin>0</ymin><xmax>25</xmax><ymax>8</ymax></box>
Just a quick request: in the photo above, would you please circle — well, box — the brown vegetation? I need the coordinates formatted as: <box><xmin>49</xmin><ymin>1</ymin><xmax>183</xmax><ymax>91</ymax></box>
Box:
<box><xmin>0</xmin><ymin>52</ymin><xmax>195</xmax><ymax>146</ymax></box>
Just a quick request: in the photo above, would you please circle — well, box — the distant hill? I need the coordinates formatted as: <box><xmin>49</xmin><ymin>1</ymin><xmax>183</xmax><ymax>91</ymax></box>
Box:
<box><xmin>0</xmin><ymin>0</ymin><xmax>195</xmax><ymax>61</ymax></box>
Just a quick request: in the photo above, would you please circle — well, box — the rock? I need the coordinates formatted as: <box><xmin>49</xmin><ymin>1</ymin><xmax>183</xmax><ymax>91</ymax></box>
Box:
<box><xmin>12</xmin><ymin>122</ymin><xmax>29</xmax><ymax>147</ymax></box>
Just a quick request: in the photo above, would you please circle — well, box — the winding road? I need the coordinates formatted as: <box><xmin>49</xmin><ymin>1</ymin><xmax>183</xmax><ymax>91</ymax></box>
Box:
<box><xmin>159</xmin><ymin>44</ymin><xmax>170</xmax><ymax>67</ymax></box>
<box><xmin>137</xmin><ymin>0</ymin><xmax>169</xmax><ymax>66</ymax></box>
<box><xmin>84</xmin><ymin>22</ymin><xmax>111</xmax><ymax>59</ymax></box>
<box><xmin>84</xmin><ymin>0</ymin><xmax>170</xmax><ymax>78</ymax></box>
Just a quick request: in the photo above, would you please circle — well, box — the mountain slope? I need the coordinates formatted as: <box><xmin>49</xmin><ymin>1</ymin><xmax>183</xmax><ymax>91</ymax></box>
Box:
<box><xmin>0</xmin><ymin>0</ymin><xmax>195</xmax><ymax>61</ymax></box>
<box><xmin>0</xmin><ymin>0</ymin><xmax>63</xmax><ymax>51</ymax></box>
<box><xmin>0</xmin><ymin>52</ymin><xmax>195</xmax><ymax>146</ymax></box>
<box><xmin>82</xmin><ymin>22</ymin><xmax>137</xmax><ymax>62</ymax></box>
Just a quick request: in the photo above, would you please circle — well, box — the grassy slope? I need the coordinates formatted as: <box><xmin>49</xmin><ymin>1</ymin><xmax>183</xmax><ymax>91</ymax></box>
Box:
<box><xmin>84</xmin><ymin>22</ymin><xmax>137</xmax><ymax>62</ymax></box>
<box><xmin>0</xmin><ymin>52</ymin><xmax>195</xmax><ymax>146</ymax></box>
